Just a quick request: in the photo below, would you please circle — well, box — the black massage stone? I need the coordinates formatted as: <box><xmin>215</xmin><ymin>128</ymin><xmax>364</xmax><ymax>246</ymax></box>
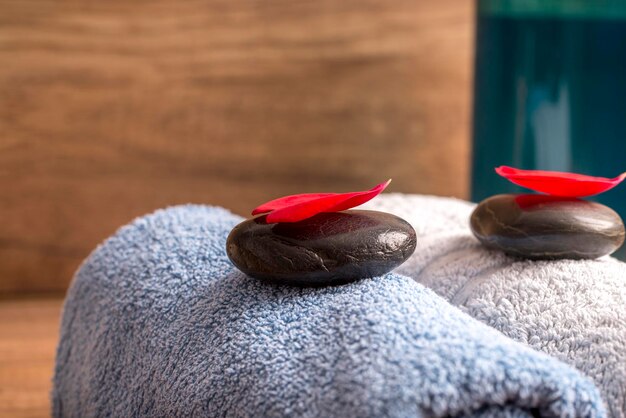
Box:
<box><xmin>226</xmin><ymin>210</ymin><xmax>416</xmax><ymax>286</ymax></box>
<box><xmin>470</xmin><ymin>194</ymin><xmax>625</xmax><ymax>260</ymax></box>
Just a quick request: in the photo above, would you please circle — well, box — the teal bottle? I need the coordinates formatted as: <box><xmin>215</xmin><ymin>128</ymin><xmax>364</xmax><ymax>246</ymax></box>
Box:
<box><xmin>471</xmin><ymin>0</ymin><xmax>626</xmax><ymax>259</ymax></box>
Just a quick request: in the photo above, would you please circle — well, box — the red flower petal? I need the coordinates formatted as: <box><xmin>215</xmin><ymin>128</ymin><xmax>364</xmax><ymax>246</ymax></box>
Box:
<box><xmin>252</xmin><ymin>180</ymin><xmax>391</xmax><ymax>223</ymax></box>
<box><xmin>495</xmin><ymin>166</ymin><xmax>626</xmax><ymax>197</ymax></box>
<box><xmin>251</xmin><ymin>193</ymin><xmax>336</xmax><ymax>216</ymax></box>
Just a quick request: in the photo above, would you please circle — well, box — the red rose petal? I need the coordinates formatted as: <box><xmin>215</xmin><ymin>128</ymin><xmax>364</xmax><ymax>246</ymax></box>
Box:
<box><xmin>252</xmin><ymin>180</ymin><xmax>391</xmax><ymax>223</ymax></box>
<box><xmin>514</xmin><ymin>194</ymin><xmax>580</xmax><ymax>210</ymax></box>
<box><xmin>251</xmin><ymin>193</ymin><xmax>336</xmax><ymax>216</ymax></box>
<box><xmin>495</xmin><ymin>166</ymin><xmax>626</xmax><ymax>197</ymax></box>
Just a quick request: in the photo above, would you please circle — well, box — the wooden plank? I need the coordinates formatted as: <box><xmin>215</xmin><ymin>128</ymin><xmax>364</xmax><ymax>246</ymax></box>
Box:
<box><xmin>0</xmin><ymin>0</ymin><xmax>473</xmax><ymax>293</ymax></box>
<box><xmin>0</xmin><ymin>297</ymin><xmax>62</xmax><ymax>418</ymax></box>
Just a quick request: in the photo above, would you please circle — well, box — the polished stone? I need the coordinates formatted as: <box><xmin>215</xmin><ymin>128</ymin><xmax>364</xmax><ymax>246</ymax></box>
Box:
<box><xmin>470</xmin><ymin>194</ymin><xmax>625</xmax><ymax>260</ymax></box>
<box><xmin>226</xmin><ymin>210</ymin><xmax>416</xmax><ymax>286</ymax></box>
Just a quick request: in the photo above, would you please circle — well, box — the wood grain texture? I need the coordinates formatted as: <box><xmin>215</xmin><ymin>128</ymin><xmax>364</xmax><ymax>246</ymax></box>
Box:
<box><xmin>0</xmin><ymin>297</ymin><xmax>61</xmax><ymax>418</ymax></box>
<box><xmin>0</xmin><ymin>0</ymin><xmax>473</xmax><ymax>294</ymax></box>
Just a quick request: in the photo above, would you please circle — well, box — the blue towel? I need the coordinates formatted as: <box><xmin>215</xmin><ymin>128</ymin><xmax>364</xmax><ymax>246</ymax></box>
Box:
<box><xmin>53</xmin><ymin>205</ymin><xmax>605</xmax><ymax>417</ymax></box>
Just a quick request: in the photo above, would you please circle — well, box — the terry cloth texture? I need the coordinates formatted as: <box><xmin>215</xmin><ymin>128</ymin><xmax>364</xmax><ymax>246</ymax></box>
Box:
<box><xmin>364</xmin><ymin>194</ymin><xmax>626</xmax><ymax>418</ymax></box>
<box><xmin>53</xmin><ymin>205</ymin><xmax>605</xmax><ymax>418</ymax></box>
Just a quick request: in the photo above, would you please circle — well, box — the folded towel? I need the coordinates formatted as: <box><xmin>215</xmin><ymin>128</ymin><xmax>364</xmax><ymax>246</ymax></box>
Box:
<box><xmin>53</xmin><ymin>205</ymin><xmax>605</xmax><ymax>417</ymax></box>
<box><xmin>365</xmin><ymin>194</ymin><xmax>626</xmax><ymax>418</ymax></box>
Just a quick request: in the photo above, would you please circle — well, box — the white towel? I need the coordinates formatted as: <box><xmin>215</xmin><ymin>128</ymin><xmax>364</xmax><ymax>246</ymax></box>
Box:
<box><xmin>364</xmin><ymin>193</ymin><xmax>626</xmax><ymax>418</ymax></box>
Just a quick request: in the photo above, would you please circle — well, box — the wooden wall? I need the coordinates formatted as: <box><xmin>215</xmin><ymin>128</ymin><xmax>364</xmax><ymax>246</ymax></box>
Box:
<box><xmin>0</xmin><ymin>0</ymin><xmax>474</xmax><ymax>295</ymax></box>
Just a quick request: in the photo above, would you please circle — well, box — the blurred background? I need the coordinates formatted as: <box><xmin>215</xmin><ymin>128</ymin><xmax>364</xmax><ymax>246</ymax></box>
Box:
<box><xmin>1</xmin><ymin>0</ymin><xmax>473</xmax><ymax>297</ymax></box>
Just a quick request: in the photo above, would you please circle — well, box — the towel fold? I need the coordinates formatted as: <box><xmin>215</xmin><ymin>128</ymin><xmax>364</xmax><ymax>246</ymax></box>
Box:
<box><xmin>365</xmin><ymin>194</ymin><xmax>626</xmax><ymax>418</ymax></box>
<box><xmin>53</xmin><ymin>205</ymin><xmax>605</xmax><ymax>417</ymax></box>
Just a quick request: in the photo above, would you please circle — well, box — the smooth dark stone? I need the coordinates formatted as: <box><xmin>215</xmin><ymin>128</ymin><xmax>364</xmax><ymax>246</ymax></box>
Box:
<box><xmin>226</xmin><ymin>210</ymin><xmax>417</xmax><ymax>286</ymax></box>
<box><xmin>470</xmin><ymin>194</ymin><xmax>626</xmax><ymax>260</ymax></box>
